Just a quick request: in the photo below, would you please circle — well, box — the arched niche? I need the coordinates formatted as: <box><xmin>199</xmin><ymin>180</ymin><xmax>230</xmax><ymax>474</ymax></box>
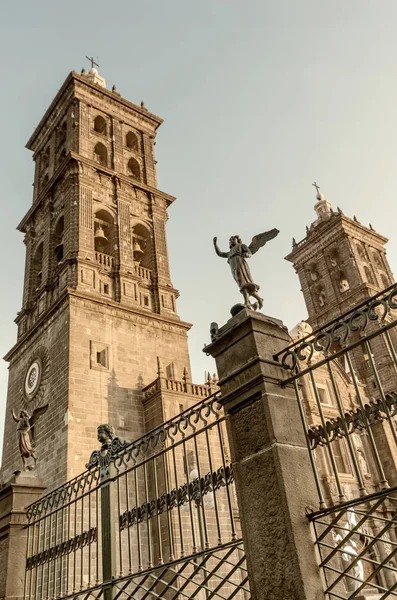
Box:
<box><xmin>94</xmin><ymin>142</ymin><xmax>108</xmax><ymax>167</ymax></box>
<box><xmin>126</xmin><ymin>131</ymin><xmax>139</xmax><ymax>151</ymax></box>
<box><xmin>94</xmin><ymin>209</ymin><xmax>115</xmax><ymax>256</ymax></box>
<box><xmin>127</xmin><ymin>157</ymin><xmax>140</xmax><ymax>180</ymax></box>
<box><xmin>32</xmin><ymin>242</ymin><xmax>44</xmax><ymax>291</ymax></box>
<box><xmin>54</xmin><ymin>216</ymin><xmax>64</xmax><ymax>263</ymax></box>
<box><xmin>94</xmin><ymin>115</ymin><xmax>107</xmax><ymax>135</ymax></box>
<box><xmin>338</xmin><ymin>271</ymin><xmax>350</xmax><ymax>293</ymax></box>
<box><xmin>380</xmin><ymin>273</ymin><xmax>389</xmax><ymax>289</ymax></box>
<box><xmin>41</xmin><ymin>146</ymin><xmax>50</xmax><ymax>171</ymax></box>
<box><xmin>329</xmin><ymin>248</ymin><xmax>340</xmax><ymax>268</ymax></box>
<box><xmin>132</xmin><ymin>223</ymin><xmax>152</xmax><ymax>269</ymax></box>
<box><xmin>308</xmin><ymin>263</ymin><xmax>320</xmax><ymax>282</ymax></box>
<box><xmin>363</xmin><ymin>265</ymin><xmax>375</xmax><ymax>285</ymax></box>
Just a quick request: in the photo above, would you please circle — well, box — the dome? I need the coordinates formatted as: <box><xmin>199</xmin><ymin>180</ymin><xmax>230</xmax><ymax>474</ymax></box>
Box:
<box><xmin>289</xmin><ymin>320</ymin><xmax>313</xmax><ymax>341</ymax></box>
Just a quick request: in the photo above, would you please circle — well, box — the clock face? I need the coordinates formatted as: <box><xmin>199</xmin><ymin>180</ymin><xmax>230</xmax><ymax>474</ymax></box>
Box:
<box><xmin>24</xmin><ymin>360</ymin><xmax>42</xmax><ymax>400</ymax></box>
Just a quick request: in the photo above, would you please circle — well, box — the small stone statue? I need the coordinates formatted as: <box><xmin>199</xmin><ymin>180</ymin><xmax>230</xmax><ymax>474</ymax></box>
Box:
<box><xmin>213</xmin><ymin>230</ymin><xmax>279</xmax><ymax>310</ymax></box>
<box><xmin>11</xmin><ymin>405</ymin><xmax>48</xmax><ymax>470</ymax></box>
<box><xmin>97</xmin><ymin>423</ymin><xmax>114</xmax><ymax>449</ymax></box>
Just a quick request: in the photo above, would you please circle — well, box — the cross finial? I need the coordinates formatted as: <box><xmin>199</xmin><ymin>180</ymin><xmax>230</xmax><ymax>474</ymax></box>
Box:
<box><xmin>85</xmin><ymin>56</ymin><xmax>99</xmax><ymax>70</ymax></box>
<box><xmin>312</xmin><ymin>182</ymin><xmax>321</xmax><ymax>195</ymax></box>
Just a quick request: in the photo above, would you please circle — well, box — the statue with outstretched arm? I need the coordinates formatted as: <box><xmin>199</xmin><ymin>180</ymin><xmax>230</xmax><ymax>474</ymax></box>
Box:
<box><xmin>213</xmin><ymin>229</ymin><xmax>279</xmax><ymax>310</ymax></box>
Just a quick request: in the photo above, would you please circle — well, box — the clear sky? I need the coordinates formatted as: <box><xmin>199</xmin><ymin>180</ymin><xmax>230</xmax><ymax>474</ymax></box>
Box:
<box><xmin>1</xmin><ymin>0</ymin><xmax>397</xmax><ymax>452</ymax></box>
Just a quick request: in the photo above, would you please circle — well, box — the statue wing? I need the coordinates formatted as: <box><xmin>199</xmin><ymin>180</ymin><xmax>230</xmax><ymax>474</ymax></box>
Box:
<box><xmin>29</xmin><ymin>404</ymin><xmax>49</xmax><ymax>427</ymax></box>
<box><xmin>248</xmin><ymin>229</ymin><xmax>279</xmax><ymax>255</ymax></box>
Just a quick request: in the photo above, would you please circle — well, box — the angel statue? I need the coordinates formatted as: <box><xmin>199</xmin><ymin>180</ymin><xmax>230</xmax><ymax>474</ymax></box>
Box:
<box><xmin>11</xmin><ymin>405</ymin><xmax>48</xmax><ymax>470</ymax></box>
<box><xmin>213</xmin><ymin>229</ymin><xmax>279</xmax><ymax>310</ymax></box>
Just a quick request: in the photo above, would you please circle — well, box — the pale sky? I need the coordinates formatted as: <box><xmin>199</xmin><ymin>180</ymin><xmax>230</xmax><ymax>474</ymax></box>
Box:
<box><xmin>1</xmin><ymin>0</ymin><xmax>397</xmax><ymax>452</ymax></box>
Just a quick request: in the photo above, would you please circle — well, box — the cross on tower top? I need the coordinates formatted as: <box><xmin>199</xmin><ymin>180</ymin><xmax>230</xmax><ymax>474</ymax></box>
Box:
<box><xmin>312</xmin><ymin>182</ymin><xmax>321</xmax><ymax>195</ymax></box>
<box><xmin>85</xmin><ymin>56</ymin><xmax>99</xmax><ymax>70</ymax></box>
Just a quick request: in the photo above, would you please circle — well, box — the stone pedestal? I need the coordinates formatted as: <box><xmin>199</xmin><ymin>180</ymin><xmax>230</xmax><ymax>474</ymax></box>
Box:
<box><xmin>0</xmin><ymin>472</ymin><xmax>45</xmax><ymax>600</ymax></box>
<box><xmin>204</xmin><ymin>309</ymin><xmax>325</xmax><ymax>600</ymax></box>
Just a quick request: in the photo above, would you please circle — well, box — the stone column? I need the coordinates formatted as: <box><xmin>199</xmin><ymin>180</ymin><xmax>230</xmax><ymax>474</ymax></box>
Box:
<box><xmin>204</xmin><ymin>309</ymin><xmax>324</xmax><ymax>600</ymax></box>
<box><xmin>0</xmin><ymin>472</ymin><xmax>46</xmax><ymax>600</ymax></box>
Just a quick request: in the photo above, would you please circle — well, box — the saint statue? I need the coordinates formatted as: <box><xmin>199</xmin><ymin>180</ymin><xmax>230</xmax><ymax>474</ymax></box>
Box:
<box><xmin>11</xmin><ymin>405</ymin><xmax>48</xmax><ymax>470</ymax></box>
<box><xmin>213</xmin><ymin>229</ymin><xmax>279</xmax><ymax>310</ymax></box>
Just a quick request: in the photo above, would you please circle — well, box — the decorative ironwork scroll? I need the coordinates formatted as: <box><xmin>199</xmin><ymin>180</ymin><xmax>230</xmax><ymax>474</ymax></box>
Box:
<box><xmin>274</xmin><ymin>284</ymin><xmax>397</xmax><ymax>371</ymax></box>
<box><xmin>307</xmin><ymin>393</ymin><xmax>397</xmax><ymax>448</ymax></box>
<box><xmin>119</xmin><ymin>464</ymin><xmax>234</xmax><ymax>530</ymax></box>
<box><xmin>26</xmin><ymin>527</ymin><xmax>97</xmax><ymax>570</ymax></box>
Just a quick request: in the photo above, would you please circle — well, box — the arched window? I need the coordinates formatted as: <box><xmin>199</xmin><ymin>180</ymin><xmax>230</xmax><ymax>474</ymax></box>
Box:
<box><xmin>132</xmin><ymin>223</ymin><xmax>152</xmax><ymax>269</ymax></box>
<box><xmin>338</xmin><ymin>272</ymin><xmax>350</xmax><ymax>293</ymax></box>
<box><xmin>329</xmin><ymin>249</ymin><xmax>340</xmax><ymax>268</ymax></box>
<box><xmin>356</xmin><ymin>244</ymin><xmax>366</xmax><ymax>260</ymax></box>
<box><xmin>54</xmin><ymin>217</ymin><xmax>64</xmax><ymax>263</ymax></box>
<box><xmin>364</xmin><ymin>265</ymin><xmax>375</xmax><ymax>285</ymax></box>
<box><xmin>381</xmin><ymin>273</ymin><xmax>390</xmax><ymax>289</ymax></box>
<box><xmin>94</xmin><ymin>115</ymin><xmax>107</xmax><ymax>135</ymax></box>
<box><xmin>32</xmin><ymin>243</ymin><xmax>44</xmax><ymax>291</ymax></box>
<box><xmin>126</xmin><ymin>131</ymin><xmax>138</xmax><ymax>151</ymax></box>
<box><xmin>127</xmin><ymin>157</ymin><xmax>140</xmax><ymax>180</ymax></box>
<box><xmin>94</xmin><ymin>210</ymin><xmax>114</xmax><ymax>256</ymax></box>
<box><xmin>308</xmin><ymin>263</ymin><xmax>319</xmax><ymax>282</ymax></box>
<box><xmin>94</xmin><ymin>142</ymin><xmax>108</xmax><ymax>167</ymax></box>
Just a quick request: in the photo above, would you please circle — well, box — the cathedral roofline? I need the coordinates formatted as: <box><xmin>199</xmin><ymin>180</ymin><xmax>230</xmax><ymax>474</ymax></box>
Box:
<box><xmin>285</xmin><ymin>212</ymin><xmax>388</xmax><ymax>262</ymax></box>
<box><xmin>26</xmin><ymin>71</ymin><xmax>164</xmax><ymax>151</ymax></box>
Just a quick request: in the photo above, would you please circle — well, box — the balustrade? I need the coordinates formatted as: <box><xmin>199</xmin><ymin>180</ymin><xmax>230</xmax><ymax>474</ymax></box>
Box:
<box><xmin>95</xmin><ymin>251</ymin><xmax>114</xmax><ymax>269</ymax></box>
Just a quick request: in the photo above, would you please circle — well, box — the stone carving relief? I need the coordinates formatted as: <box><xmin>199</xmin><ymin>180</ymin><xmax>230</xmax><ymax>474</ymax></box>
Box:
<box><xmin>20</xmin><ymin>346</ymin><xmax>50</xmax><ymax>413</ymax></box>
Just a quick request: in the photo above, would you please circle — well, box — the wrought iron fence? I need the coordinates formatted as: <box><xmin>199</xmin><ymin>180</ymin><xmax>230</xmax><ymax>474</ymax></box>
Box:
<box><xmin>23</xmin><ymin>392</ymin><xmax>249</xmax><ymax>600</ymax></box>
<box><xmin>275</xmin><ymin>283</ymin><xmax>397</xmax><ymax>598</ymax></box>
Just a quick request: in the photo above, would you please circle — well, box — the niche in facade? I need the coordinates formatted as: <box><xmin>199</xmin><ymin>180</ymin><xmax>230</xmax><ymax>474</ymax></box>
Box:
<box><xmin>94</xmin><ymin>115</ymin><xmax>107</xmax><ymax>135</ymax></box>
<box><xmin>363</xmin><ymin>265</ymin><xmax>375</xmax><ymax>285</ymax></box>
<box><xmin>54</xmin><ymin>216</ymin><xmax>64</xmax><ymax>263</ymax></box>
<box><xmin>338</xmin><ymin>271</ymin><xmax>350</xmax><ymax>293</ymax></box>
<box><xmin>41</xmin><ymin>146</ymin><xmax>50</xmax><ymax>172</ymax></box>
<box><xmin>132</xmin><ymin>224</ymin><xmax>151</xmax><ymax>269</ymax></box>
<box><xmin>127</xmin><ymin>157</ymin><xmax>140</xmax><ymax>180</ymax></box>
<box><xmin>308</xmin><ymin>263</ymin><xmax>320</xmax><ymax>282</ymax></box>
<box><xmin>126</xmin><ymin>131</ymin><xmax>139</xmax><ymax>151</ymax></box>
<box><xmin>32</xmin><ymin>242</ymin><xmax>44</xmax><ymax>291</ymax></box>
<box><xmin>316</xmin><ymin>286</ymin><xmax>326</xmax><ymax>308</ymax></box>
<box><xmin>329</xmin><ymin>249</ymin><xmax>340</xmax><ymax>268</ymax></box>
<box><xmin>94</xmin><ymin>210</ymin><xmax>114</xmax><ymax>256</ymax></box>
<box><xmin>380</xmin><ymin>273</ymin><xmax>389</xmax><ymax>289</ymax></box>
<box><xmin>94</xmin><ymin>142</ymin><xmax>108</xmax><ymax>167</ymax></box>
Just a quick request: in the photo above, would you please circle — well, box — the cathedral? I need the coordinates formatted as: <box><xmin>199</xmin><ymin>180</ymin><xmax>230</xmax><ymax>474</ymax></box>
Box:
<box><xmin>1</xmin><ymin>63</ymin><xmax>397</xmax><ymax>500</ymax></box>
<box><xmin>1</xmin><ymin>64</ymin><xmax>397</xmax><ymax>600</ymax></box>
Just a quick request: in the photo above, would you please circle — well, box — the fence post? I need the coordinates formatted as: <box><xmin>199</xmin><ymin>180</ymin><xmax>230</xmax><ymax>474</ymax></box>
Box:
<box><xmin>204</xmin><ymin>309</ymin><xmax>325</xmax><ymax>600</ymax></box>
<box><xmin>0</xmin><ymin>472</ymin><xmax>46</xmax><ymax>600</ymax></box>
<box><xmin>100</xmin><ymin>461</ymin><xmax>117</xmax><ymax>600</ymax></box>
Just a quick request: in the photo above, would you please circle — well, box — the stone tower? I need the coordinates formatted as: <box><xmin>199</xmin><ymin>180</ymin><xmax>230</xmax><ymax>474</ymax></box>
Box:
<box><xmin>285</xmin><ymin>188</ymin><xmax>394</xmax><ymax>329</ymax></box>
<box><xmin>1</xmin><ymin>68</ymin><xmax>211</xmax><ymax>489</ymax></box>
<box><xmin>286</xmin><ymin>186</ymin><xmax>397</xmax><ymax>390</ymax></box>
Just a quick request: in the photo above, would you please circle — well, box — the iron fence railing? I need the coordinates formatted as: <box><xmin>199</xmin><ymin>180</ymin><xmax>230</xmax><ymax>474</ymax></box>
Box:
<box><xmin>309</xmin><ymin>488</ymin><xmax>397</xmax><ymax>599</ymax></box>
<box><xmin>23</xmin><ymin>392</ymin><xmax>249</xmax><ymax>600</ymax></box>
<box><xmin>275</xmin><ymin>283</ymin><xmax>397</xmax><ymax>598</ymax></box>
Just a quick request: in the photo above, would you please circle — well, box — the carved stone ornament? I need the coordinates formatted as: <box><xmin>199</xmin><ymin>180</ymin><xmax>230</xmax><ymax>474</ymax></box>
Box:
<box><xmin>21</xmin><ymin>346</ymin><xmax>49</xmax><ymax>411</ymax></box>
<box><xmin>86</xmin><ymin>424</ymin><xmax>127</xmax><ymax>478</ymax></box>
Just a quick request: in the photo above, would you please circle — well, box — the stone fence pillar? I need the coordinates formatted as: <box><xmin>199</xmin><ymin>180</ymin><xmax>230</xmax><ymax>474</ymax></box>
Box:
<box><xmin>204</xmin><ymin>309</ymin><xmax>324</xmax><ymax>600</ymax></box>
<box><xmin>0</xmin><ymin>471</ymin><xmax>45</xmax><ymax>600</ymax></box>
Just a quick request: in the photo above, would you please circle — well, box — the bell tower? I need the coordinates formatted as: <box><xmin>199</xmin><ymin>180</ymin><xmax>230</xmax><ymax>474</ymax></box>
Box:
<box><xmin>286</xmin><ymin>185</ymin><xmax>397</xmax><ymax>391</ymax></box>
<box><xmin>1</xmin><ymin>67</ymin><xmax>196</xmax><ymax>487</ymax></box>
<box><xmin>286</xmin><ymin>186</ymin><xmax>394</xmax><ymax>330</ymax></box>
